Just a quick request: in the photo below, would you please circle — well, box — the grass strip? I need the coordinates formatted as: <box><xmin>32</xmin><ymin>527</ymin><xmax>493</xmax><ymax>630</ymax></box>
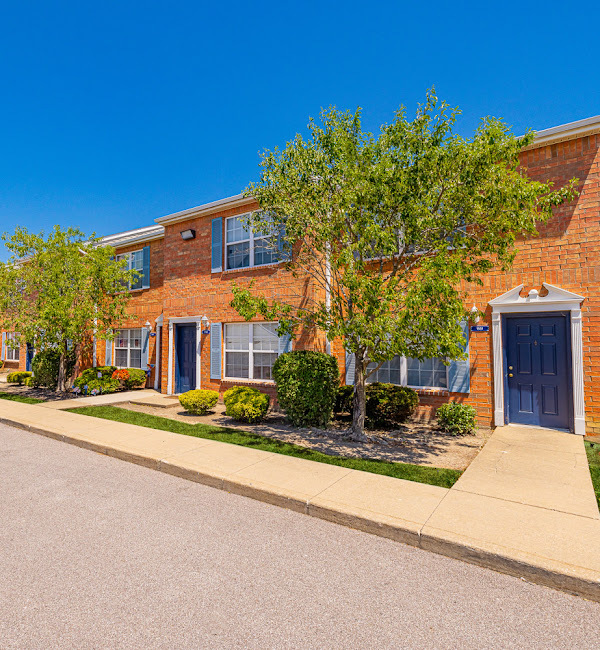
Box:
<box><xmin>0</xmin><ymin>391</ymin><xmax>45</xmax><ymax>405</ymax></box>
<box><xmin>67</xmin><ymin>405</ymin><xmax>462</xmax><ymax>489</ymax></box>
<box><xmin>585</xmin><ymin>442</ymin><xmax>600</xmax><ymax>509</ymax></box>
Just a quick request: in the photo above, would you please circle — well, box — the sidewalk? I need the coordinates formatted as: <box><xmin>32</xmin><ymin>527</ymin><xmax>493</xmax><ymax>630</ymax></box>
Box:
<box><xmin>0</xmin><ymin>398</ymin><xmax>598</xmax><ymax>601</ymax></box>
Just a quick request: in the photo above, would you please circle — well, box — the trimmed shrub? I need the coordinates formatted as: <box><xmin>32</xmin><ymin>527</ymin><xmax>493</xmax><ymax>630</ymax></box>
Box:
<box><xmin>179</xmin><ymin>389</ymin><xmax>219</xmax><ymax>415</ymax></box>
<box><xmin>334</xmin><ymin>385</ymin><xmax>354</xmax><ymax>415</ymax></box>
<box><xmin>31</xmin><ymin>348</ymin><xmax>76</xmax><ymax>390</ymax></box>
<box><xmin>334</xmin><ymin>383</ymin><xmax>418</xmax><ymax>427</ymax></box>
<box><xmin>74</xmin><ymin>366</ymin><xmax>119</xmax><ymax>394</ymax></box>
<box><xmin>6</xmin><ymin>371</ymin><xmax>33</xmax><ymax>385</ymax></box>
<box><xmin>437</xmin><ymin>402</ymin><xmax>477</xmax><ymax>435</ymax></box>
<box><xmin>365</xmin><ymin>383</ymin><xmax>419</xmax><ymax>427</ymax></box>
<box><xmin>224</xmin><ymin>386</ymin><xmax>270</xmax><ymax>423</ymax></box>
<box><xmin>23</xmin><ymin>376</ymin><xmax>34</xmax><ymax>387</ymax></box>
<box><xmin>123</xmin><ymin>368</ymin><xmax>147</xmax><ymax>390</ymax></box>
<box><xmin>272</xmin><ymin>350</ymin><xmax>339</xmax><ymax>427</ymax></box>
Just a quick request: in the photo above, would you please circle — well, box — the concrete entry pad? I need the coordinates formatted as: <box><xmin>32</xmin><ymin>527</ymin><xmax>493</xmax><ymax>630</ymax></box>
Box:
<box><xmin>128</xmin><ymin>394</ymin><xmax>181</xmax><ymax>408</ymax></box>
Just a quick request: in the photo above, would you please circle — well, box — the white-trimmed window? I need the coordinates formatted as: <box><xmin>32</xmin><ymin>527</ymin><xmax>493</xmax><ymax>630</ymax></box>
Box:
<box><xmin>116</xmin><ymin>250</ymin><xmax>144</xmax><ymax>290</ymax></box>
<box><xmin>114</xmin><ymin>329</ymin><xmax>142</xmax><ymax>368</ymax></box>
<box><xmin>224</xmin><ymin>322</ymin><xmax>280</xmax><ymax>380</ymax></box>
<box><xmin>225</xmin><ymin>214</ymin><xmax>281</xmax><ymax>270</ymax></box>
<box><xmin>367</xmin><ymin>355</ymin><xmax>447</xmax><ymax>389</ymax></box>
<box><xmin>4</xmin><ymin>332</ymin><xmax>20</xmax><ymax>361</ymax></box>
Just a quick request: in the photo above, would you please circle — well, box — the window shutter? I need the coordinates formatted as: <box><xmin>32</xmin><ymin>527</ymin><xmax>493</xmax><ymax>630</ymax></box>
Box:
<box><xmin>211</xmin><ymin>218</ymin><xmax>223</xmax><ymax>273</ymax></box>
<box><xmin>345</xmin><ymin>350</ymin><xmax>355</xmax><ymax>386</ymax></box>
<box><xmin>278</xmin><ymin>332</ymin><xmax>291</xmax><ymax>355</ymax></box>
<box><xmin>141</xmin><ymin>327</ymin><xmax>150</xmax><ymax>370</ymax></box>
<box><xmin>142</xmin><ymin>246</ymin><xmax>150</xmax><ymax>289</ymax></box>
<box><xmin>1</xmin><ymin>332</ymin><xmax>5</xmax><ymax>361</ymax></box>
<box><xmin>210</xmin><ymin>322</ymin><xmax>222</xmax><ymax>379</ymax></box>
<box><xmin>105</xmin><ymin>338</ymin><xmax>113</xmax><ymax>366</ymax></box>
<box><xmin>448</xmin><ymin>321</ymin><xmax>470</xmax><ymax>393</ymax></box>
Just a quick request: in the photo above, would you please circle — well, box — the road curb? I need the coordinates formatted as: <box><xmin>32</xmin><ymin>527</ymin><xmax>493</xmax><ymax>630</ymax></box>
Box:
<box><xmin>2</xmin><ymin>413</ymin><xmax>599</xmax><ymax>602</ymax></box>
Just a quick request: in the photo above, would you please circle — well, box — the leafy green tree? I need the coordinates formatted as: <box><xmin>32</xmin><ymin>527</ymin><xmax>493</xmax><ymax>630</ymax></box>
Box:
<box><xmin>0</xmin><ymin>226</ymin><xmax>138</xmax><ymax>392</ymax></box>
<box><xmin>231</xmin><ymin>90</ymin><xmax>577</xmax><ymax>441</ymax></box>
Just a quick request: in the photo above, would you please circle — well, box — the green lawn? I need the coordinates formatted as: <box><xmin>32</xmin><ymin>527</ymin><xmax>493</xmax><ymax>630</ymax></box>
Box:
<box><xmin>585</xmin><ymin>442</ymin><xmax>600</xmax><ymax>509</ymax></box>
<box><xmin>0</xmin><ymin>391</ymin><xmax>45</xmax><ymax>405</ymax></box>
<box><xmin>68</xmin><ymin>405</ymin><xmax>462</xmax><ymax>489</ymax></box>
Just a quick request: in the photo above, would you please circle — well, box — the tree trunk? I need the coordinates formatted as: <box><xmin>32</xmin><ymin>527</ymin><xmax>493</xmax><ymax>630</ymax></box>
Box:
<box><xmin>56</xmin><ymin>341</ymin><xmax>68</xmax><ymax>393</ymax></box>
<box><xmin>350</xmin><ymin>349</ymin><xmax>368</xmax><ymax>442</ymax></box>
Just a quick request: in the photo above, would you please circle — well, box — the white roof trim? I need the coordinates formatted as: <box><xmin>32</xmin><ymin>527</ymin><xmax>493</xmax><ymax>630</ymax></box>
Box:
<box><xmin>154</xmin><ymin>193</ymin><xmax>255</xmax><ymax>226</ymax></box>
<box><xmin>100</xmin><ymin>225</ymin><xmax>164</xmax><ymax>248</ymax></box>
<box><xmin>526</xmin><ymin>115</ymin><xmax>600</xmax><ymax>149</ymax></box>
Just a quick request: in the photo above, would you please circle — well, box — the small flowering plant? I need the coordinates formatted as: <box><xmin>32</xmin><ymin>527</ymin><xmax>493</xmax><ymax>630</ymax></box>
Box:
<box><xmin>90</xmin><ymin>388</ymin><xmax>100</xmax><ymax>396</ymax></box>
<box><xmin>112</xmin><ymin>369</ymin><xmax>130</xmax><ymax>382</ymax></box>
<box><xmin>72</xmin><ymin>386</ymin><xmax>81</xmax><ymax>396</ymax></box>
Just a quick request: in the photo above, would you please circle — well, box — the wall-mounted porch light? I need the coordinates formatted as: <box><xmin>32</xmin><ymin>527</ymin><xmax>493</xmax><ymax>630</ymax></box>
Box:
<box><xmin>470</xmin><ymin>305</ymin><xmax>480</xmax><ymax>324</ymax></box>
<box><xmin>201</xmin><ymin>315</ymin><xmax>210</xmax><ymax>329</ymax></box>
<box><xmin>180</xmin><ymin>229</ymin><xmax>196</xmax><ymax>240</ymax></box>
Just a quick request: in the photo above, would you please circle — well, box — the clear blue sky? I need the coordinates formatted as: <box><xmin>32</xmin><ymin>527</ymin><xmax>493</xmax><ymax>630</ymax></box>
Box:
<box><xmin>1</xmin><ymin>0</ymin><xmax>598</xmax><ymax>258</ymax></box>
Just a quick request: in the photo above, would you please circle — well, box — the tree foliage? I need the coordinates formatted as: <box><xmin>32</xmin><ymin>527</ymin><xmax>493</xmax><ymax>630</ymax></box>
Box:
<box><xmin>231</xmin><ymin>90</ymin><xmax>577</xmax><ymax>439</ymax></box>
<box><xmin>0</xmin><ymin>226</ymin><xmax>138</xmax><ymax>391</ymax></box>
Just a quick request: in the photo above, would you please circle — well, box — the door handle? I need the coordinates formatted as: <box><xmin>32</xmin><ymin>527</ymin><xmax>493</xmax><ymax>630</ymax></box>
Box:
<box><xmin>508</xmin><ymin>373</ymin><xmax>513</xmax><ymax>377</ymax></box>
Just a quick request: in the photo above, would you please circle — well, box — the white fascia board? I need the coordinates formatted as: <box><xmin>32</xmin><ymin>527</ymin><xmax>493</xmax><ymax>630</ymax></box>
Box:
<box><xmin>525</xmin><ymin>115</ymin><xmax>600</xmax><ymax>149</ymax></box>
<box><xmin>154</xmin><ymin>193</ymin><xmax>256</xmax><ymax>226</ymax></box>
<box><xmin>99</xmin><ymin>225</ymin><xmax>165</xmax><ymax>249</ymax></box>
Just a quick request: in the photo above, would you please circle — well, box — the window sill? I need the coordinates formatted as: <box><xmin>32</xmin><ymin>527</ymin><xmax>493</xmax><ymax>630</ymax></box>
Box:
<box><xmin>221</xmin><ymin>377</ymin><xmax>275</xmax><ymax>386</ymax></box>
<box><xmin>221</xmin><ymin>262</ymin><xmax>283</xmax><ymax>275</ymax></box>
<box><xmin>411</xmin><ymin>386</ymin><xmax>449</xmax><ymax>396</ymax></box>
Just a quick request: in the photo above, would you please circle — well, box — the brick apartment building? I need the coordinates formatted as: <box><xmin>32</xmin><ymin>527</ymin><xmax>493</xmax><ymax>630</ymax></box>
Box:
<box><xmin>2</xmin><ymin>115</ymin><xmax>599</xmax><ymax>435</ymax></box>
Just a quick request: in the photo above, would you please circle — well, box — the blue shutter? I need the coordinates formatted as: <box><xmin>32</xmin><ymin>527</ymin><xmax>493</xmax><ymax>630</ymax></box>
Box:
<box><xmin>105</xmin><ymin>338</ymin><xmax>113</xmax><ymax>366</ymax></box>
<box><xmin>141</xmin><ymin>327</ymin><xmax>150</xmax><ymax>371</ymax></box>
<box><xmin>345</xmin><ymin>350</ymin><xmax>355</xmax><ymax>385</ymax></box>
<box><xmin>448</xmin><ymin>321</ymin><xmax>470</xmax><ymax>393</ymax></box>
<box><xmin>142</xmin><ymin>245</ymin><xmax>150</xmax><ymax>289</ymax></box>
<box><xmin>1</xmin><ymin>332</ymin><xmax>5</xmax><ymax>361</ymax></box>
<box><xmin>211</xmin><ymin>218</ymin><xmax>223</xmax><ymax>273</ymax></box>
<box><xmin>278</xmin><ymin>331</ymin><xmax>291</xmax><ymax>355</ymax></box>
<box><xmin>210</xmin><ymin>322</ymin><xmax>222</xmax><ymax>379</ymax></box>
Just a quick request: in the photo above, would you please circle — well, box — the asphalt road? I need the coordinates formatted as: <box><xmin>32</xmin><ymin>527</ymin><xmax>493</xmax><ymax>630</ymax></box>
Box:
<box><xmin>1</xmin><ymin>422</ymin><xmax>598</xmax><ymax>649</ymax></box>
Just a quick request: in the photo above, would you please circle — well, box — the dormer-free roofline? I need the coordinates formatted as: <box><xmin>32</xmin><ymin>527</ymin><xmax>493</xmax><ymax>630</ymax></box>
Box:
<box><xmin>524</xmin><ymin>115</ymin><xmax>600</xmax><ymax>150</ymax></box>
<box><xmin>100</xmin><ymin>224</ymin><xmax>165</xmax><ymax>248</ymax></box>
<box><xmin>154</xmin><ymin>193</ymin><xmax>256</xmax><ymax>226</ymax></box>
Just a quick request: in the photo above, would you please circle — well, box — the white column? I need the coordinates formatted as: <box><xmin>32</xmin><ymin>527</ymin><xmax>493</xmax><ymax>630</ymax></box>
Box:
<box><xmin>167</xmin><ymin>322</ymin><xmax>174</xmax><ymax>395</ymax></box>
<box><xmin>571</xmin><ymin>309</ymin><xmax>586</xmax><ymax>435</ymax></box>
<box><xmin>492</xmin><ymin>312</ymin><xmax>504</xmax><ymax>427</ymax></box>
<box><xmin>195</xmin><ymin>321</ymin><xmax>202</xmax><ymax>390</ymax></box>
<box><xmin>154</xmin><ymin>326</ymin><xmax>161</xmax><ymax>391</ymax></box>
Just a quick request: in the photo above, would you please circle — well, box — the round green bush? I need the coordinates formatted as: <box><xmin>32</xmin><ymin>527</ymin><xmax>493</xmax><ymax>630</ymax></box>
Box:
<box><xmin>6</xmin><ymin>371</ymin><xmax>33</xmax><ymax>385</ymax></box>
<box><xmin>31</xmin><ymin>348</ymin><xmax>76</xmax><ymax>389</ymax></box>
<box><xmin>365</xmin><ymin>383</ymin><xmax>419</xmax><ymax>427</ymax></box>
<box><xmin>437</xmin><ymin>402</ymin><xmax>477</xmax><ymax>435</ymax></box>
<box><xmin>223</xmin><ymin>385</ymin><xmax>256</xmax><ymax>408</ymax></box>
<box><xmin>272</xmin><ymin>350</ymin><xmax>339</xmax><ymax>427</ymax></box>
<box><xmin>224</xmin><ymin>386</ymin><xmax>270</xmax><ymax>423</ymax></box>
<box><xmin>179</xmin><ymin>389</ymin><xmax>219</xmax><ymax>415</ymax></box>
<box><xmin>23</xmin><ymin>376</ymin><xmax>34</xmax><ymax>387</ymax></box>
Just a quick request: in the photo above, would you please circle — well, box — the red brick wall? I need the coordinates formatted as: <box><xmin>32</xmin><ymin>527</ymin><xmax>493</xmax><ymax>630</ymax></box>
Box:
<box><xmin>159</xmin><ymin>201</ymin><xmax>317</xmax><ymax>397</ymax></box>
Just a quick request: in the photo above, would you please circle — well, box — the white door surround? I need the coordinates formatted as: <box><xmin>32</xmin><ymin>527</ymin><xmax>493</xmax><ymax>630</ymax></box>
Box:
<box><xmin>489</xmin><ymin>283</ymin><xmax>586</xmax><ymax>435</ymax></box>
<box><xmin>166</xmin><ymin>316</ymin><xmax>203</xmax><ymax>395</ymax></box>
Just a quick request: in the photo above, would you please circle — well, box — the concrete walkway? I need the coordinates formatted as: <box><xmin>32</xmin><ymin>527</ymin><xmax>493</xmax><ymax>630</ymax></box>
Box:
<box><xmin>0</xmin><ymin>398</ymin><xmax>598</xmax><ymax>601</ymax></box>
<box><xmin>40</xmin><ymin>389</ymin><xmax>158</xmax><ymax>410</ymax></box>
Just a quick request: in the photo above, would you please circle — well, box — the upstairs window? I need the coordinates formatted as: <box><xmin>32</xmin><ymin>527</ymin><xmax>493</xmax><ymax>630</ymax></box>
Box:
<box><xmin>116</xmin><ymin>250</ymin><xmax>145</xmax><ymax>290</ymax></box>
<box><xmin>225</xmin><ymin>214</ymin><xmax>282</xmax><ymax>270</ymax></box>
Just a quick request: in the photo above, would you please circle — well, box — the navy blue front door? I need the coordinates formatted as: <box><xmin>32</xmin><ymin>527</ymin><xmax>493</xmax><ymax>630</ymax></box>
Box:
<box><xmin>505</xmin><ymin>314</ymin><xmax>571</xmax><ymax>430</ymax></box>
<box><xmin>26</xmin><ymin>344</ymin><xmax>34</xmax><ymax>372</ymax></box>
<box><xmin>175</xmin><ymin>325</ymin><xmax>197</xmax><ymax>394</ymax></box>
